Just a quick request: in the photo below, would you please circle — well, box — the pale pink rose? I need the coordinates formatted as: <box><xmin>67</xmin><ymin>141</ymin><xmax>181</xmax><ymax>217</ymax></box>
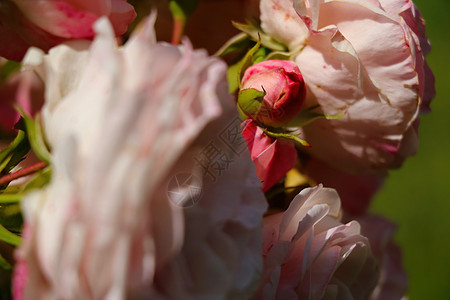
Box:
<box><xmin>242</xmin><ymin>119</ymin><xmax>297</xmax><ymax>192</ymax></box>
<box><xmin>240</xmin><ymin>60</ymin><xmax>306</xmax><ymax>127</ymax></box>
<box><xmin>260</xmin><ymin>0</ymin><xmax>435</xmax><ymax>174</ymax></box>
<box><xmin>0</xmin><ymin>0</ymin><xmax>136</xmax><ymax>61</ymax></box>
<box><xmin>14</xmin><ymin>15</ymin><xmax>267</xmax><ymax>299</ymax></box>
<box><xmin>255</xmin><ymin>185</ymin><xmax>379</xmax><ymax>299</ymax></box>
<box><xmin>355</xmin><ymin>215</ymin><xmax>408</xmax><ymax>300</ymax></box>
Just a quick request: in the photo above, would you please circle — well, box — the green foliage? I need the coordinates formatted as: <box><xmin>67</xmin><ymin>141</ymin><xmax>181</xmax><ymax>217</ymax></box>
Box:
<box><xmin>169</xmin><ymin>0</ymin><xmax>200</xmax><ymax>21</ymax></box>
<box><xmin>0</xmin><ymin>130</ymin><xmax>30</xmax><ymax>177</ymax></box>
<box><xmin>16</xmin><ymin>109</ymin><xmax>51</xmax><ymax>164</ymax></box>
<box><xmin>232</xmin><ymin>22</ymin><xmax>287</xmax><ymax>52</ymax></box>
<box><xmin>0</xmin><ymin>254</ymin><xmax>11</xmax><ymax>270</ymax></box>
<box><xmin>0</xmin><ymin>110</ymin><xmax>53</xmax><ymax>271</ymax></box>
<box><xmin>215</xmin><ymin>33</ymin><xmax>253</xmax><ymax>57</ymax></box>
<box><xmin>227</xmin><ymin>39</ymin><xmax>262</xmax><ymax>94</ymax></box>
<box><xmin>0</xmin><ymin>224</ymin><xmax>20</xmax><ymax>247</ymax></box>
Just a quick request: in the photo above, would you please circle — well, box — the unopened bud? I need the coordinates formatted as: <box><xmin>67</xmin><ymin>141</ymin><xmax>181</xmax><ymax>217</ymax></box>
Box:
<box><xmin>238</xmin><ymin>60</ymin><xmax>306</xmax><ymax>127</ymax></box>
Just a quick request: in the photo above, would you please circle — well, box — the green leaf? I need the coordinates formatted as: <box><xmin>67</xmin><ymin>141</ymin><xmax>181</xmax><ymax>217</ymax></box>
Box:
<box><xmin>0</xmin><ymin>224</ymin><xmax>21</xmax><ymax>246</ymax></box>
<box><xmin>0</xmin><ymin>156</ymin><xmax>12</xmax><ymax>174</ymax></box>
<box><xmin>261</xmin><ymin>127</ymin><xmax>310</xmax><ymax>147</ymax></box>
<box><xmin>0</xmin><ymin>129</ymin><xmax>30</xmax><ymax>190</ymax></box>
<box><xmin>0</xmin><ymin>130</ymin><xmax>29</xmax><ymax>174</ymax></box>
<box><xmin>0</xmin><ymin>205</ymin><xmax>23</xmax><ymax>233</ymax></box>
<box><xmin>227</xmin><ymin>39</ymin><xmax>262</xmax><ymax>94</ymax></box>
<box><xmin>16</xmin><ymin>109</ymin><xmax>51</xmax><ymax>164</ymax></box>
<box><xmin>0</xmin><ymin>194</ymin><xmax>22</xmax><ymax>204</ymax></box>
<box><xmin>0</xmin><ymin>253</ymin><xmax>11</xmax><ymax>270</ymax></box>
<box><xmin>286</xmin><ymin>105</ymin><xmax>344</xmax><ymax>127</ymax></box>
<box><xmin>169</xmin><ymin>0</ymin><xmax>200</xmax><ymax>20</ymax></box>
<box><xmin>232</xmin><ymin>21</ymin><xmax>287</xmax><ymax>52</ymax></box>
<box><xmin>1</xmin><ymin>185</ymin><xmax>22</xmax><ymax>194</ymax></box>
<box><xmin>0</xmin><ymin>204</ymin><xmax>22</xmax><ymax>227</ymax></box>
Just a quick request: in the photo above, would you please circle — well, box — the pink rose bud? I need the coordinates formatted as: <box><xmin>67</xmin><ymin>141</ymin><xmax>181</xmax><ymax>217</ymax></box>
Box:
<box><xmin>242</xmin><ymin>119</ymin><xmax>297</xmax><ymax>191</ymax></box>
<box><xmin>238</xmin><ymin>60</ymin><xmax>306</xmax><ymax>127</ymax></box>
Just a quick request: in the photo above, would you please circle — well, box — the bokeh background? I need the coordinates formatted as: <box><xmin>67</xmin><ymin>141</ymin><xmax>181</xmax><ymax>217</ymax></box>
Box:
<box><xmin>371</xmin><ymin>0</ymin><xmax>450</xmax><ymax>299</ymax></box>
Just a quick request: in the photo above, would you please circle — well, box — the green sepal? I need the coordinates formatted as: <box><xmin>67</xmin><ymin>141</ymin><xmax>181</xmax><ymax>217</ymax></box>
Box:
<box><xmin>0</xmin><ymin>224</ymin><xmax>21</xmax><ymax>247</ymax></box>
<box><xmin>0</xmin><ymin>253</ymin><xmax>11</xmax><ymax>270</ymax></box>
<box><xmin>237</xmin><ymin>88</ymin><xmax>266</xmax><ymax>118</ymax></box>
<box><xmin>21</xmin><ymin>167</ymin><xmax>52</xmax><ymax>193</ymax></box>
<box><xmin>261</xmin><ymin>127</ymin><xmax>310</xmax><ymax>147</ymax></box>
<box><xmin>215</xmin><ymin>33</ymin><xmax>253</xmax><ymax>57</ymax></box>
<box><xmin>227</xmin><ymin>39</ymin><xmax>262</xmax><ymax>94</ymax></box>
<box><xmin>169</xmin><ymin>0</ymin><xmax>199</xmax><ymax>21</ymax></box>
<box><xmin>237</xmin><ymin>104</ymin><xmax>249</xmax><ymax>121</ymax></box>
<box><xmin>266</xmin><ymin>50</ymin><xmax>295</xmax><ymax>61</ymax></box>
<box><xmin>232</xmin><ymin>21</ymin><xmax>287</xmax><ymax>52</ymax></box>
<box><xmin>286</xmin><ymin>105</ymin><xmax>344</xmax><ymax>127</ymax></box>
<box><xmin>0</xmin><ymin>166</ymin><xmax>51</xmax><ymax>205</ymax></box>
<box><xmin>16</xmin><ymin>108</ymin><xmax>51</xmax><ymax>164</ymax></box>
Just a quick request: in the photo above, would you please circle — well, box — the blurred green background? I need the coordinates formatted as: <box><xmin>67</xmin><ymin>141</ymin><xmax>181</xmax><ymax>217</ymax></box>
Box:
<box><xmin>372</xmin><ymin>0</ymin><xmax>450</xmax><ymax>299</ymax></box>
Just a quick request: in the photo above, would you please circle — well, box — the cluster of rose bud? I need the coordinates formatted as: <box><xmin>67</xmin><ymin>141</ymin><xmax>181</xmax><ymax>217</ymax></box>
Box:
<box><xmin>238</xmin><ymin>60</ymin><xmax>306</xmax><ymax>127</ymax></box>
<box><xmin>238</xmin><ymin>60</ymin><xmax>308</xmax><ymax>192</ymax></box>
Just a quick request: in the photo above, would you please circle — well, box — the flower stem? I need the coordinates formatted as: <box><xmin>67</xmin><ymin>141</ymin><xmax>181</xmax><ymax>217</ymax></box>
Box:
<box><xmin>171</xmin><ymin>17</ymin><xmax>185</xmax><ymax>45</ymax></box>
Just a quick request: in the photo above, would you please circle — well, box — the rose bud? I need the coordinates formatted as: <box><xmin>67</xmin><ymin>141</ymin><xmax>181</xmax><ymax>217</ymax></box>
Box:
<box><xmin>242</xmin><ymin>119</ymin><xmax>297</xmax><ymax>191</ymax></box>
<box><xmin>238</xmin><ymin>60</ymin><xmax>306</xmax><ymax>127</ymax></box>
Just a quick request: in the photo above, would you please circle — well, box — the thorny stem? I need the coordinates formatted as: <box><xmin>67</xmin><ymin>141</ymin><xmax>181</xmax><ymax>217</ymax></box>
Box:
<box><xmin>0</xmin><ymin>161</ymin><xmax>47</xmax><ymax>186</ymax></box>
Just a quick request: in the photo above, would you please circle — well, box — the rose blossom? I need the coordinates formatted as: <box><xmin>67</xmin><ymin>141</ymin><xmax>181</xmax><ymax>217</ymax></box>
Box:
<box><xmin>0</xmin><ymin>0</ymin><xmax>136</xmax><ymax>61</ymax></box>
<box><xmin>14</xmin><ymin>15</ymin><xmax>267</xmax><ymax>299</ymax></box>
<box><xmin>260</xmin><ymin>0</ymin><xmax>435</xmax><ymax>174</ymax></box>
<box><xmin>239</xmin><ymin>60</ymin><xmax>306</xmax><ymax>127</ymax></box>
<box><xmin>255</xmin><ymin>185</ymin><xmax>379</xmax><ymax>299</ymax></box>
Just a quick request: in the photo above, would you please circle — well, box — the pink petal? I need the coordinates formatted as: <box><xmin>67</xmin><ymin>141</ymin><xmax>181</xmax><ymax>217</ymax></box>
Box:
<box><xmin>109</xmin><ymin>0</ymin><xmax>137</xmax><ymax>36</ymax></box>
<box><xmin>260</xmin><ymin>0</ymin><xmax>310</xmax><ymax>50</ymax></box>
<box><xmin>242</xmin><ymin>120</ymin><xmax>297</xmax><ymax>191</ymax></box>
<box><xmin>13</xmin><ymin>1</ymin><xmax>98</xmax><ymax>38</ymax></box>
